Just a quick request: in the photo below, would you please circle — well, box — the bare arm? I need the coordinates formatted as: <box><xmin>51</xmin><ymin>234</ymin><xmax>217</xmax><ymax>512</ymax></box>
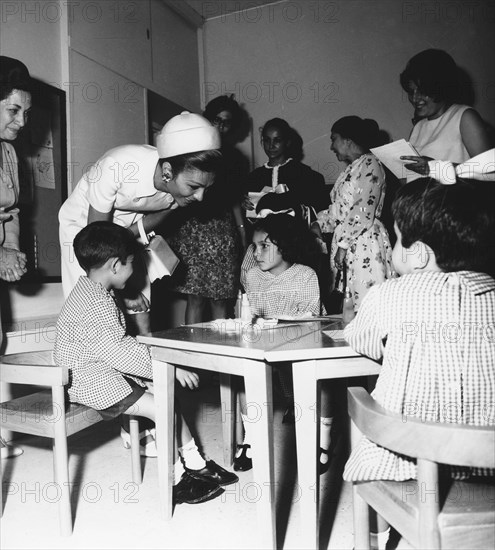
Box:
<box><xmin>460</xmin><ymin>108</ymin><xmax>491</xmax><ymax>157</ymax></box>
<box><xmin>232</xmin><ymin>201</ymin><xmax>248</xmax><ymax>249</ymax></box>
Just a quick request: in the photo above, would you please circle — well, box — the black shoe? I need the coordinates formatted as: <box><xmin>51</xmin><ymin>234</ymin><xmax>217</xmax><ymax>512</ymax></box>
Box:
<box><xmin>188</xmin><ymin>460</ymin><xmax>239</xmax><ymax>486</ymax></box>
<box><xmin>233</xmin><ymin>444</ymin><xmax>252</xmax><ymax>472</ymax></box>
<box><xmin>173</xmin><ymin>471</ymin><xmax>224</xmax><ymax>505</ymax></box>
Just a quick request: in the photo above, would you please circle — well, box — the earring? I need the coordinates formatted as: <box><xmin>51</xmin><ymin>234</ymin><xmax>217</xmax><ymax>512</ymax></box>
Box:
<box><xmin>162</xmin><ymin>173</ymin><xmax>171</xmax><ymax>183</ymax></box>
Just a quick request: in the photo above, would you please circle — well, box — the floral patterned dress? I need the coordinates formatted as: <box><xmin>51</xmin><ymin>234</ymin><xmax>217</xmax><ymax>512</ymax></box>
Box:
<box><xmin>316</xmin><ymin>154</ymin><xmax>394</xmax><ymax>309</ymax></box>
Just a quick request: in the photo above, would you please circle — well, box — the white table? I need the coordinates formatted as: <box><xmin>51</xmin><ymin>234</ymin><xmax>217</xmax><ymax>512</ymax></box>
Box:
<box><xmin>139</xmin><ymin>319</ymin><xmax>380</xmax><ymax>549</ymax></box>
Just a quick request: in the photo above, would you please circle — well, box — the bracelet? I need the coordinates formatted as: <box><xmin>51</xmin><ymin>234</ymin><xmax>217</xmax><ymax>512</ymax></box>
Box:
<box><xmin>237</xmin><ymin>224</ymin><xmax>245</xmax><ymax>228</ymax></box>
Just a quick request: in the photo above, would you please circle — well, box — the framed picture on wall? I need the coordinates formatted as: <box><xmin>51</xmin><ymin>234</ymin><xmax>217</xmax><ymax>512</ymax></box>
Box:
<box><xmin>13</xmin><ymin>80</ymin><xmax>67</xmax><ymax>282</ymax></box>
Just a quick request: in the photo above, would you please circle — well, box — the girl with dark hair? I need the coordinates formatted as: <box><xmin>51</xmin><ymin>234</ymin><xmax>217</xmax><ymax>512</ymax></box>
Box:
<box><xmin>234</xmin><ymin>213</ymin><xmax>325</xmax><ymax>472</ymax></box>
<box><xmin>314</xmin><ymin>116</ymin><xmax>394</xmax><ymax>310</ymax></box>
<box><xmin>164</xmin><ymin>95</ymin><xmax>249</xmax><ymax>323</ymax></box>
<box><xmin>399</xmin><ymin>49</ymin><xmax>491</xmax><ymax>179</ymax></box>
<box><xmin>244</xmin><ymin>117</ymin><xmax>328</xmax><ymax>214</ymax></box>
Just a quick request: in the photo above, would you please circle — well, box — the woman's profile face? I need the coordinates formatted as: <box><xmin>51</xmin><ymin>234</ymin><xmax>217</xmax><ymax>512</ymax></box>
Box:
<box><xmin>0</xmin><ymin>89</ymin><xmax>32</xmax><ymax>141</ymax></box>
<box><xmin>159</xmin><ymin>166</ymin><xmax>215</xmax><ymax>207</ymax></box>
<box><xmin>330</xmin><ymin>132</ymin><xmax>349</xmax><ymax>162</ymax></box>
<box><xmin>262</xmin><ymin>126</ymin><xmax>289</xmax><ymax>165</ymax></box>
<box><xmin>405</xmin><ymin>81</ymin><xmax>446</xmax><ymax>120</ymax></box>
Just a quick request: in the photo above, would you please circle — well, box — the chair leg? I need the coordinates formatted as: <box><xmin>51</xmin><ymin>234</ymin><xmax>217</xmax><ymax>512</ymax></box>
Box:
<box><xmin>353</xmin><ymin>485</ymin><xmax>371</xmax><ymax>550</ymax></box>
<box><xmin>52</xmin><ymin>387</ymin><xmax>72</xmax><ymax>536</ymax></box>
<box><xmin>129</xmin><ymin>416</ymin><xmax>142</xmax><ymax>484</ymax></box>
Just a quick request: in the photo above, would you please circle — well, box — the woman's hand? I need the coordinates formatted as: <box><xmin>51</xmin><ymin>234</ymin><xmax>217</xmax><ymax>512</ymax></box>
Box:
<box><xmin>0</xmin><ymin>208</ymin><xmax>13</xmax><ymax>224</ymax></box>
<box><xmin>334</xmin><ymin>247</ymin><xmax>347</xmax><ymax>271</ymax></box>
<box><xmin>400</xmin><ymin>155</ymin><xmax>433</xmax><ymax>176</ymax></box>
<box><xmin>0</xmin><ymin>247</ymin><xmax>27</xmax><ymax>281</ymax></box>
<box><xmin>122</xmin><ymin>292</ymin><xmax>150</xmax><ymax>313</ymax></box>
<box><xmin>175</xmin><ymin>368</ymin><xmax>200</xmax><ymax>390</ymax></box>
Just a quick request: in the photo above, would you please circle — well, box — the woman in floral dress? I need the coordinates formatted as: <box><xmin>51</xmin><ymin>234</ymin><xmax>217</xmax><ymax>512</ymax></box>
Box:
<box><xmin>315</xmin><ymin>116</ymin><xmax>394</xmax><ymax>310</ymax></box>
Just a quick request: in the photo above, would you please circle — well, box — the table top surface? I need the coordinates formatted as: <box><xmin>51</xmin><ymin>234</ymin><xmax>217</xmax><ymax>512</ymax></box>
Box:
<box><xmin>138</xmin><ymin>319</ymin><xmax>361</xmax><ymax>362</ymax></box>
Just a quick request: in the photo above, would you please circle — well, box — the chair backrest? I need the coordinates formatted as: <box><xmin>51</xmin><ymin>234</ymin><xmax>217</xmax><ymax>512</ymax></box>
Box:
<box><xmin>348</xmin><ymin>387</ymin><xmax>495</xmax><ymax>469</ymax></box>
<box><xmin>0</xmin><ymin>350</ymin><xmax>67</xmax><ymax>387</ymax></box>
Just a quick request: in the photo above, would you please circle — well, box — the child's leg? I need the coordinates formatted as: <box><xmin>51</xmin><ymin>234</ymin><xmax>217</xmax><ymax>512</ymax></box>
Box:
<box><xmin>233</xmin><ymin>380</ymin><xmax>252</xmax><ymax>470</ymax></box>
<box><xmin>319</xmin><ymin>380</ymin><xmax>336</xmax><ymax>467</ymax></box>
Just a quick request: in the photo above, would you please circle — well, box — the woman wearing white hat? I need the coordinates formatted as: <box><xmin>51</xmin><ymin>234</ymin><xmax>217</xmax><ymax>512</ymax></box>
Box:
<box><xmin>59</xmin><ymin>111</ymin><xmax>222</xmax><ymax>327</ymax></box>
<box><xmin>58</xmin><ymin>113</ymin><xmax>242</xmax><ymax>483</ymax></box>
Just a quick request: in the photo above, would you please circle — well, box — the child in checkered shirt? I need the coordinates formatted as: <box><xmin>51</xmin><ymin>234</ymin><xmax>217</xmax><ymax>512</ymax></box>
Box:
<box><xmin>234</xmin><ymin>214</ymin><xmax>337</xmax><ymax>472</ymax></box>
<box><xmin>343</xmin><ymin>178</ymin><xmax>495</xmax><ymax>548</ymax></box>
<box><xmin>55</xmin><ymin>222</ymin><xmax>238</xmax><ymax>505</ymax></box>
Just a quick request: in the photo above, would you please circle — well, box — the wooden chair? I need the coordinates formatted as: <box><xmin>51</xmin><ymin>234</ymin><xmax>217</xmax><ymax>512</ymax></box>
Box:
<box><xmin>0</xmin><ymin>350</ymin><xmax>142</xmax><ymax>536</ymax></box>
<box><xmin>347</xmin><ymin>386</ymin><xmax>495</xmax><ymax>550</ymax></box>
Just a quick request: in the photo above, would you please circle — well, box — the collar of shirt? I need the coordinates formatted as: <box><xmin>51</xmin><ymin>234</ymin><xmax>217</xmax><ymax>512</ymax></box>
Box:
<box><xmin>131</xmin><ymin>145</ymin><xmax>175</xmax><ymax>206</ymax></box>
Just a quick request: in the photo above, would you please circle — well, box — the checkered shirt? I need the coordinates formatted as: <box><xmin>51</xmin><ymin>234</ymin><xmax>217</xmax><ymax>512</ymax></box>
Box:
<box><xmin>54</xmin><ymin>276</ymin><xmax>152</xmax><ymax>409</ymax></box>
<box><xmin>246</xmin><ymin>263</ymin><xmax>322</xmax><ymax>318</ymax></box>
<box><xmin>343</xmin><ymin>270</ymin><xmax>495</xmax><ymax>481</ymax></box>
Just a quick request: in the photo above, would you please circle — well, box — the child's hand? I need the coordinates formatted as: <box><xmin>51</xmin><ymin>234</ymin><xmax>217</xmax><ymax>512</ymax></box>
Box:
<box><xmin>175</xmin><ymin>368</ymin><xmax>200</xmax><ymax>390</ymax></box>
<box><xmin>123</xmin><ymin>292</ymin><xmax>150</xmax><ymax>313</ymax></box>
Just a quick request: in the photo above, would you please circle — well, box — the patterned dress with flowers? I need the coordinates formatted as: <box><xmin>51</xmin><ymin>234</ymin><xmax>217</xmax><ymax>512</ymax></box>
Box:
<box><xmin>316</xmin><ymin>153</ymin><xmax>394</xmax><ymax>309</ymax></box>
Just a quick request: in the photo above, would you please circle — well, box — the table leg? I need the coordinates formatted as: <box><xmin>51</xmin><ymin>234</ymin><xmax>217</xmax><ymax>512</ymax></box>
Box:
<box><xmin>219</xmin><ymin>373</ymin><xmax>235</xmax><ymax>467</ymax></box>
<box><xmin>244</xmin><ymin>362</ymin><xmax>276</xmax><ymax>549</ymax></box>
<box><xmin>292</xmin><ymin>360</ymin><xmax>319</xmax><ymax>549</ymax></box>
<box><xmin>152</xmin><ymin>359</ymin><xmax>175</xmax><ymax>520</ymax></box>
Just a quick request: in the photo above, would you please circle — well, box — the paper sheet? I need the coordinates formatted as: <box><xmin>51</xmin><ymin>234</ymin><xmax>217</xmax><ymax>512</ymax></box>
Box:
<box><xmin>370</xmin><ymin>139</ymin><xmax>421</xmax><ymax>180</ymax></box>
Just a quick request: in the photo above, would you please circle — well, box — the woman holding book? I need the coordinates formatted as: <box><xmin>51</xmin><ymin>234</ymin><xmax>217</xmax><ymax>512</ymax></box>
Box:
<box><xmin>399</xmin><ymin>49</ymin><xmax>491</xmax><ymax>179</ymax></box>
<box><xmin>313</xmin><ymin>116</ymin><xmax>394</xmax><ymax>311</ymax></box>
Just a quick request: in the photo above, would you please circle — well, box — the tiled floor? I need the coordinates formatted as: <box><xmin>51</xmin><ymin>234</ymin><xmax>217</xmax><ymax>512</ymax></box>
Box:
<box><xmin>1</xmin><ymin>379</ymin><xmax>357</xmax><ymax>550</ymax></box>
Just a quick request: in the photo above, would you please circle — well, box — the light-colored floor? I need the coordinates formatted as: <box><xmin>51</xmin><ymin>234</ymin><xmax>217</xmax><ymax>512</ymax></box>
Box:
<box><xmin>1</xmin><ymin>379</ymin><xmax>358</xmax><ymax>550</ymax></box>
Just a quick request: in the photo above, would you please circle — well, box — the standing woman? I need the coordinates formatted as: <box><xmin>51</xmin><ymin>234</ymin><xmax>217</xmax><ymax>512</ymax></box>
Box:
<box><xmin>314</xmin><ymin>116</ymin><xmax>394</xmax><ymax>311</ymax></box>
<box><xmin>0</xmin><ymin>56</ymin><xmax>31</xmax><ymax>458</ymax></box>
<box><xmin>59</xmin><ymin>111</ymin><xmax>222</xmax><ymax>332</ymax></box>
<box><xmin>399</xmin><ymin>49</ymin><xmax>491</xmax><ymax>179</ymax></box>
<box><xmin>164</xmin><ymin>95</ymin><xmax>249</xmax><ymax>323</ymax></box>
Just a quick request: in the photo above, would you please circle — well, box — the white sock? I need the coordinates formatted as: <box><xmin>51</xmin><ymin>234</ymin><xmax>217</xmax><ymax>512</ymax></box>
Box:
<box><xmin>371</xmin><ymin>527</ymin><xmax>390</xmax><ymax>550</ymax></box>
<box><xmin>179</xmin><ymin>438</ymin><xmax>206</xmax><ymax>470</ymax></box>
<box><xmin>320</xmin><ymin>417</ymin><xmax>334</xmax><ymax>462</ymax></box>
<box><xmin>173</xmin><ymin>459</ymin><xmax>185</xmax><ymax>485</ymax></box>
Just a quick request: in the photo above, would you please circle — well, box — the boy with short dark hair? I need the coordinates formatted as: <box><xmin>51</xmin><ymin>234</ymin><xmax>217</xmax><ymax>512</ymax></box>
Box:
<box><xmin>55</xmin><ymin>221</ymin><xmax>237</xmax><ymax>505</ymax></box>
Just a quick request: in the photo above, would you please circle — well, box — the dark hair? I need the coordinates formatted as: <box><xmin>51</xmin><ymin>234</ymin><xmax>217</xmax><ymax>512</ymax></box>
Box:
<box><xmin>399</xmin><ymin>49</ymin><xmax>459</xmax><ymax>104</ymax></box>
<box><xmin>203</xmin><ymin>95</ymin><xmax>242</xmax><ymax>132</ymax></box>
<box><xmin>74</xmin><ymin>221</ymin><xmax>140</xmax><ymax>273</ymax></box>
<box><xmin>392</xmin><ymin>178</ymin><xmax>495</xmax><ymax>275</ymax></box>
<box><xmin>159</xmin><ymin>149</ymin><xmax>223</xmax><ymax>176</ymax></box>
<box><xmin>331</xmin><ymin>116</ymin><xmax>381</xmax><ymax>151</ymax></box>
<box><xmin>252</xmin><ymin>213</ymin><xmax>319</xmax><ymax>267</ymax></box>
<box><xmin>0</xmin><ymin>56</ymin><xmax>32</xmax><ymax>101</ymax></box>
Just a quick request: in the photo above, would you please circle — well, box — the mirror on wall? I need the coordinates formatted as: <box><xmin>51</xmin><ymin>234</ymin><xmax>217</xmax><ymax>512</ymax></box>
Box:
<box><xmin>13</xmin><ymin>80</ymin><xmax>67</xmax><ymax>283</ymax></box>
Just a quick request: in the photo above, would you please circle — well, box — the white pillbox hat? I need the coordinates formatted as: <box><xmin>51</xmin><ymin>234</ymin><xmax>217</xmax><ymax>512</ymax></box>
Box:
<box><xmin>156</xmin><ymin>111</ymin><xmax>221</xmax><ymax>158</ymax></box>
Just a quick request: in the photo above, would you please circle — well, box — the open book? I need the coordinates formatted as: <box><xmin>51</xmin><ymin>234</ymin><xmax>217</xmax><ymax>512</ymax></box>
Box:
<box><xmin>370</xmin><ymin>139</ymin><xmax>421</xmax><ymax>180</ymax></box>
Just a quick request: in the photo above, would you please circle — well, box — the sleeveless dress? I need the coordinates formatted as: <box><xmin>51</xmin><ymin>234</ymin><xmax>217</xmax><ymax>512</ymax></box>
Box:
<box><xmin>407</xmin><ymin>104</ymin><xmax>471</xmax><ymax>182</ymax></box>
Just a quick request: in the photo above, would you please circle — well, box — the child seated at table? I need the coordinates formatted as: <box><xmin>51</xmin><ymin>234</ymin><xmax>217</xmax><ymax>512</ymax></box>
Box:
<box><xmin>235</xmin><ymin>213</ymin><xmax>336</xmax><ymax>473</ymax></box>
<box><xmin>54</xmin><ymin>221</ymin><xmax>238</xmax><ymax>505</ymax></box>
<box><xmin>343</xmin><ymin>177</ymin><xmax>495</xmax><ymax>548</ymax></box>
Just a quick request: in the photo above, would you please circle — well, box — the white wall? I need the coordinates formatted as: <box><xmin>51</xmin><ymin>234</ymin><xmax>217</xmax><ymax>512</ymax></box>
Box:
<box><xmin>202</xmin><ymin>0</ymin><xmax>495</xmax><ymax>183</ymax></box>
